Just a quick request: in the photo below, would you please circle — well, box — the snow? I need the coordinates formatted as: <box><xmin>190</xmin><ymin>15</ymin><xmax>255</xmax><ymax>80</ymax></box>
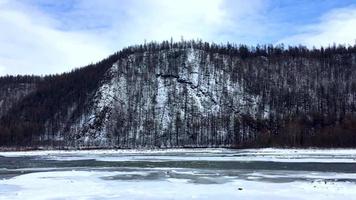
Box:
<box><xmin>156</xmin><ymin>77</ymin><xmax>169</xmax><ymax>129</ymax></box>
<box><xmin>0</xmin><ymin>169</ymin><xmax>355</xmax><ymax>200</ymax></box>
<box><xmin>72</xmin><ymin>62</ymin><xmax>121</xmax><ymax>146</ymax></box>
<box><xmin>186</xmin><ymin>49</ymin><xmax>200</xmax><ymax>86</ymax></box>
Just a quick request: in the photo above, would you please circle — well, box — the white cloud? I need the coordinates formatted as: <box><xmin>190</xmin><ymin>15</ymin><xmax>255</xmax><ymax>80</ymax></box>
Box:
<box><xmin>0</xmin><ymin>0</ymin><xmax>266</xmax><ymax>75</ymax></box>
<box><xmin>0</xmin><ymin>66</ymin><xmax>4</xmax><ymax>75</ymax></box>
<box><xmin>2</xmin><ymin>1</ymin><xmax>356</xmax><ymax>75</ymax></box>
<box><xmin>0</xmin><ymin>1</ymin><xmax>111</xmax><ymax>75</ymax></box>
<box><xmin>280</xmin><ymin>6</ymin><xmax>356</xmax><ymax>47</ymax></box>
<box><xmin>100</xmin><ymin>0</ymin><xmax>265</xmax><ymax>46</ymax></box>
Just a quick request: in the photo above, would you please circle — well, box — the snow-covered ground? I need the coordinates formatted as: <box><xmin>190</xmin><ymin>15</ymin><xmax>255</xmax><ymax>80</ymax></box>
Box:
<box><xmin>1</xmin><ymin>170</ymin><xmax>355</xmax><ymax>200</ymax></box>
<box><xmin>0</xmin><ymin>148</ymin><xmax>356</xmax><ymax>200</ymax></box>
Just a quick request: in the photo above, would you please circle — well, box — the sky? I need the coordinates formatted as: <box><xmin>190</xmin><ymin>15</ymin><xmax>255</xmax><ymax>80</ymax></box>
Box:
<box><xmin>0</xmin><ymin>0</ymin><xmax>356</xmax><ymax>75</ymax></box>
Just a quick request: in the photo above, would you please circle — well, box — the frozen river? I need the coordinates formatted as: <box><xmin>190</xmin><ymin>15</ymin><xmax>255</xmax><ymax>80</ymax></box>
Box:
<box><xmin>0</xmin><ymin>148</ymin><xmax>356</xmax><ymax>200</ymax></box>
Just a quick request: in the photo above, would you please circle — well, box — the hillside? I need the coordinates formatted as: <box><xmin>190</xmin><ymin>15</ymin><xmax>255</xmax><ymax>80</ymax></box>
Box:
<box><xmin>1</xmin><ymin>41</ymin><xmax>356</xmax><ymax>149</ymax></box>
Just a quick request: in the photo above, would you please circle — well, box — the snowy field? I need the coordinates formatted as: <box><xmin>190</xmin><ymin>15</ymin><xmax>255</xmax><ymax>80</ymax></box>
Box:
<box><xmin>0</xmin><ymin>148</ymin><xmax>356</xmax><ymax>200</ymax></box>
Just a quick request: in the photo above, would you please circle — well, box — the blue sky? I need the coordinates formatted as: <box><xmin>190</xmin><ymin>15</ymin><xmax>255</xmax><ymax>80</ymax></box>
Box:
<box><xmin>0</xmin><ymin>0</ymin><xmax>356</xmax><ymax>75</ymax></box>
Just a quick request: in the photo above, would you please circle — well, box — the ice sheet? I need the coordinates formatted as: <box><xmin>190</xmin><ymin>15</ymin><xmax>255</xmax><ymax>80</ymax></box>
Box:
<box><xmin>1</xmin><ymin>170</ymin><xmax>355</xmax><ymax>200</ymax></box>
<box><xmin>2</xmin><ymin>148</ymin><xmax>356</xmax><ymax>163</ymax></box>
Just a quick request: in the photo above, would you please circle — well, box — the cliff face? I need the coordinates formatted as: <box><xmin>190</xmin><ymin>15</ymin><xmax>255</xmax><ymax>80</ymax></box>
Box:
<box><xmin>69</xmin><ymin>47</ymin><xmax>356</xmax><ymax>148</ymax></box>
<box><xmin>1</xmin><ymin>42</ymin><xmax>356</xmax><ymax>148</ymax></box>
<box><xmin>69</xmin><ymin>48</ymin><xmax>267</xmax><ymax>148</ymax></box>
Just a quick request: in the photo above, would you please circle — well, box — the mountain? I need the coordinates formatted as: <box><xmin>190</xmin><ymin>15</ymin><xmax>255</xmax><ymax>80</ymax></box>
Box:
<box><xmin>1</xmin><ymin>40</ymin><xmax>356</xmax><ymax>149</ymax></box>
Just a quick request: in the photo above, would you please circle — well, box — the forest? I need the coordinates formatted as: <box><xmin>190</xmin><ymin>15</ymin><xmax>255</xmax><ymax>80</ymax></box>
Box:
<box><xmin>0</xmin><ymin>40</ymin><xmax>355</xmax><ymax>149</ymax></box>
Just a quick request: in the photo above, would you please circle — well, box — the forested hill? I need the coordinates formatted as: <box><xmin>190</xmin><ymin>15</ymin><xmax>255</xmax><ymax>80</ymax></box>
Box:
<box><xmin>1</xmin><ymin>40</ymin><xmax>356</xmax><ymax>149</ymax></box>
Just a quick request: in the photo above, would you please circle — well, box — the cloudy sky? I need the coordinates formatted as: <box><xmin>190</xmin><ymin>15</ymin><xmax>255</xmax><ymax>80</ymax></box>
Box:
<box><xmin>0</xmin><ymin>0</ymin><xmax>356</xmax><ymax>75</ymax></box>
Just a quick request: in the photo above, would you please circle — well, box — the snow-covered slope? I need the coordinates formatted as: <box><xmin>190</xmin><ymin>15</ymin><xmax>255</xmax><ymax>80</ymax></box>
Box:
<box><xmin>67</xmin><ymin>48</ymin><xmax>266</xmax><ymax>148</ymax></box>
<box><xmin>1</xmin><ymin>42</ymin><xmax>356</xmax><ymax>149</ymax></box>
<box><xmin>58</xmin><ymin>45</ymin><xmax>356</xmax><ymax>148</ymax></box>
